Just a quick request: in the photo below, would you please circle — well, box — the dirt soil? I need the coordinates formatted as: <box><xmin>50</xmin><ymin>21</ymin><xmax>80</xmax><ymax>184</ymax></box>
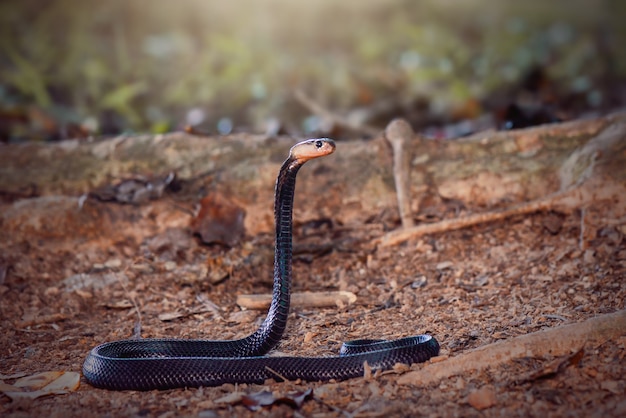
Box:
<box><xmin>1</xmin><ymin>122</ymin><xmax>625</xmax><ymax>417</ymax></box>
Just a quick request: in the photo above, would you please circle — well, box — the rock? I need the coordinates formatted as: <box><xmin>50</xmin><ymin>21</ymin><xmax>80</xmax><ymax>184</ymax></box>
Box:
<box><xmin>467</xmin><ymin>385</ymin><xmax>497</xmax><ymax>410</ymax></box>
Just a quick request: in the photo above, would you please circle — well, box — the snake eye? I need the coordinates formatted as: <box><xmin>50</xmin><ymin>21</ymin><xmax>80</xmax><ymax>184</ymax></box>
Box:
<box><xmin>315</xmin><ymin>140</ymin><xmax>323</xmax><ymax>148</ymax></box>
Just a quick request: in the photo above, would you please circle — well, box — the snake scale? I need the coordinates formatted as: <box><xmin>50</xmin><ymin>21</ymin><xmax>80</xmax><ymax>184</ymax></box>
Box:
<box><xmin>82</xmin><ymin>138</ymin><xmax>439</xmax><ymax>390</ymax></box>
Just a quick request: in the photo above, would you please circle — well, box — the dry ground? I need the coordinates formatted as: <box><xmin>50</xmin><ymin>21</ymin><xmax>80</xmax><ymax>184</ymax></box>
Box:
<box><xmin>0</xmin><ymin>126</ymin><xmax>625</xmax><ymax>417</ymax></box>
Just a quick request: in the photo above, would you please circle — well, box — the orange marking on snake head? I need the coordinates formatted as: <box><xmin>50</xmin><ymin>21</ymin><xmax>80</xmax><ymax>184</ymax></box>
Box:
<box><xmin>290</xmin><ymin>138</ymin><xmax>336</xmax><ymax>164</ymax></box>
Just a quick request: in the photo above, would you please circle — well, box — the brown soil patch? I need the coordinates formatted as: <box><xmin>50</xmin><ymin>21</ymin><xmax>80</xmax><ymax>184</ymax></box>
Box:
<box><xmin>1</xmin><ymin>123</ymin><xmax>624</xmax><ymax>417</ymax></box>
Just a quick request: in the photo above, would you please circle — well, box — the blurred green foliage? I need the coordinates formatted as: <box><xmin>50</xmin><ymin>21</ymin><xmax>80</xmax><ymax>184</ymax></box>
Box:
<box><xmin>0</xmin><ymin>0</ymin><xmax>624</xmax><ymax>138</ymax></box>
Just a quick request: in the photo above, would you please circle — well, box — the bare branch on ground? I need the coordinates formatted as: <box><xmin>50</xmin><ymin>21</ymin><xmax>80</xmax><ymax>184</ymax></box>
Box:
<box><xmin>397</xmin><ymin>309</ymin><xmax>626</xmax><ymax>386</ymax></box>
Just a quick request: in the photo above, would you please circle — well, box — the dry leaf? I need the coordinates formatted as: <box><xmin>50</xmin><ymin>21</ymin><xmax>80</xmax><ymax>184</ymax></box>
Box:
<box><xmin>363</xmin><ymin>361</ymin><xmax>372</xmax><ymax>380</ymax></box>
<box><xmin>0</xmin><ymin>382</ymin><xmax>21</xmax><ymax>393</ymax></box>
<box><xmin>104</xmin><ymin>300</ymin><xmax>133</xmax><ymax>309</ymax></box>
<box><xmin>158</xmin><ymin>311</ymin><xmax>186</xmax><ymax>321</ymax></box>
<box><xmin>0</xmin><ymin>371</ymin><xmax>80</xmax><ymax>401</ymax></box>
<box><xmin>214</xmin><ymin>392</ymin><xmax>244</xmax><ymax>404</ymax></box>
<box><xmin>14</xmin><ymin>371</ymin><xmax>64</xmax><ymax>389</ymax></box>
<box><xmin>241</xmin><ymin>391</ymin><xmax>276</xmax><ymax>411</ymax></box>
<box><xmin>515</xmin><ymin>347</ymin><xmax>585</xmax><ymax>384</ymax></box>
<box><xmin>0</xmin><ymin>372</ymin><xmax>28</xmax><ymax>380</ymax></box>
<box><xmin>240</xmin><ymin>389</ymin><xmax>314</xmax><ymax>411</ymax></box>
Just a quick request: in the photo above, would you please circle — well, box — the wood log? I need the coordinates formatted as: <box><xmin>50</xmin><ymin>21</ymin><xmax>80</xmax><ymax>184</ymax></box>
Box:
<box><xmin>1</xmin><ymin>112</ymin><xmax>624</xmax><ymax>242</ymax></box>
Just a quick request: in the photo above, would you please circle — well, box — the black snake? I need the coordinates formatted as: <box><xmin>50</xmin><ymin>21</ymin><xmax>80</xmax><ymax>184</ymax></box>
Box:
<box><xmin>82</xmin><ymin>138</ymin><xmax>439</xmax><ymax>390</ymax></box>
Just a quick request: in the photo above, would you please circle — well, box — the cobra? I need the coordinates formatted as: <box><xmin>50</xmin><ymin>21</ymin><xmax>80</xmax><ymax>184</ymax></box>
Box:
<box><xmin>82</xmin><ymin>138</ymin><xmax>439</xmax><ymax>390</ymax></box>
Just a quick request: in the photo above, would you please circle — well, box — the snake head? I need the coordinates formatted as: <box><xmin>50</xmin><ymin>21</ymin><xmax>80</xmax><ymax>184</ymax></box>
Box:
<box><xmin>290</xmin><ymin>138</ymin><xmax>336</xmax><ymax>164</ymax></box>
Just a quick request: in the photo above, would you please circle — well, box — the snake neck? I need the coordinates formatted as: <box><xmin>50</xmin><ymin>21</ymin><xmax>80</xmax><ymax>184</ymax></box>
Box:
<box><xmin>244</xmin><ymin>158</ymin><xmax>301</xmax><ymax>355</ymax></box>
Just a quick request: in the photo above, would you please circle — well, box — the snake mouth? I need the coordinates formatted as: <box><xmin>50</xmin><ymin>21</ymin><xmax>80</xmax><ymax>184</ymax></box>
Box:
<box><xmin>290</xmin><ymin>138</ymin><xmax>336</xmax><ymax>163</ymax></box>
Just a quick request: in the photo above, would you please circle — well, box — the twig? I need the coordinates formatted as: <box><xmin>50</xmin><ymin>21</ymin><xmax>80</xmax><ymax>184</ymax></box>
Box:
<box><xmin>264</xmin><ymin>366</ymin><xmax>290</xmax><ymax>383</ymax></box>
<box><xmin>16</xmin><ymin>313</ymin><xmax>68</xmax><ymax>328</ymax></box>
<box><xmin>237</xmin><ymin>291</ymin><xmax>357</xmax><ymax>310</ymax></box>
<box><xmin>121</xmin><ymin>260</ymin><xmax>143</xmax><ymax>338</ymax></box>
<box><xmin>376</xmin><ymin>175</ymin><xmax>623</xmax><ymax>247</ymax></box>
<box><xmin>385</xmin><ymin>119</ymin><xmax>415</xmax><ymax>228</ymax></box>
<box><xmin>377</xmin><ymin>190</ymin><xmax>557</xmax><ymax>247</ymax></box>
<box><xmin>157</xmin><ymin>308</ymin><xmax>220</xmax><ymax>322</ymax></box>
<box><xmin>378</xmin><ymin>116</ymin><xmax>626</xmax><ymax>247</ymax></box>
<box><xmin>397</xmin><ymin>309</ymin><xmax>626</xmax><ymax>386</ymax></box>
<box><xmin>293</xmin><ymin>89</ymin><xmax>379</xmax><ymax>137</ymax></box>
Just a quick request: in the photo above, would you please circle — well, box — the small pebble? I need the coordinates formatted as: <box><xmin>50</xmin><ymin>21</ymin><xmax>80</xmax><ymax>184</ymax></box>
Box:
<box><xmin>467</xmin><ymin>385</ymin><xmax>497</xmax><ymax>410</ymax></box>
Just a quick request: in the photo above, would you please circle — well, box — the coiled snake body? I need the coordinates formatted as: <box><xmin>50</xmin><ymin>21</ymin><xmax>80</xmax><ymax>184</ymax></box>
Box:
<box><xmin>83</xmin><ymin>138</ymin><xmax>439</xmax><ymax>390</ymax></box>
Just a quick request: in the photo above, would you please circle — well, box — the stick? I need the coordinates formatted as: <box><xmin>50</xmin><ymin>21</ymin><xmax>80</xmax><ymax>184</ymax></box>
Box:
<box><xmin>237</xmin><ymin>291</ymin><xmax>357</xmax><ymax>310</ymax></box>
<box><xmin>377</xmin><ymin>175</ymin><xmax>626</xmax><ymax>247</ymax></box>
<box><xmin>264</xmin><ymin>366</ymin><xmax>290</xmax><ymax>383</ymax></box>
<box><xmin>385</xmin><ymin>119</ymin><xmax>415</xmax><ymax>228</ymax></box>
<box><xmin>377</xmin><ymin>191</ymin><xmax>556</xmax><ymax>247</ymax></box>
<box><xmin>16</xmin><ymin>313</ymin><xmax>68</xmax><ymax>328</ymax></box>
<box><xmin>397</xmin><ymin>309</ymin><xmax>626</xmax><ymax>386</ymax></box>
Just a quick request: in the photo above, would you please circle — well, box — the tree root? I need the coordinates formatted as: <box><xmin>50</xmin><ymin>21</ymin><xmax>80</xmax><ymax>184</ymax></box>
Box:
<box><xmin>397</xmin><ymin>309</ymin><xmax>626</xmax><ymax>386</ymax></box>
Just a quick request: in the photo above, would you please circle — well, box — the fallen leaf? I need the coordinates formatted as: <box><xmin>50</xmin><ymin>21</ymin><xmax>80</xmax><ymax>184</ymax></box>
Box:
<box><xmin>214</xmin><ymin>392</ymin><xmax>244</xmax><ymax>404</ymax></box>
<box><xmin>104</xmin><ymin>300</ymin><xmax>133</xmax><ymax>309</ymax></box>
<box><xmin>14</xmin><ymin>371</ymin><xmax>64</xmax><ymax>389</ymax></box>
<box><xmin>283</xmin><ymin>389</ymin><xmax>314</xmax><ymax>409</ymax></box>
<box><xmin>363</xmin><ymin>361</ymin><xmax>372</xmax><ymax>380</ymax></box>
<box><xmin>0</xmin><ymin>371</ymin><xmax>80</xmax><ymax>401</ymax></box>
<box><xmin>0</xmin><ymin>382</ymin><xmax>21</xmax><ymax>393</ymax></box>
<box><xmin>515</xmin><ymin>347</ymin><xmax>585</xmax><ymax>384</ymax></box>
<box><xmin>38</xmin><ymin>372</ymin><xmax>80</xmax><ymax>392</ymax></box>
<box><xmin>239</xmin><ymin>389</ymin><xmax>314</xmax><ymax>411</ymax></box>
<box><xmin>241</xmin><ymin>391</ymin><xmax>276</xmax><ymax>411</ymax></box>
<box><xmin>157</xmin><ymin>311</ymin><xmax>186</xmax><ymax>321</ymax></box>
<box><xmin>0</xmin><ymin>372</ymin><xmax>28</xmax><ymax>380</ymax></box>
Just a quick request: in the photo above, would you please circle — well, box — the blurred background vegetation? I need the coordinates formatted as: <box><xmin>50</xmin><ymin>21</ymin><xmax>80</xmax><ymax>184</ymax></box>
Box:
<box><xmin>0</xmin><ymin>0</ymin><xmax>624</xmax><ymax>141</ymax></box>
